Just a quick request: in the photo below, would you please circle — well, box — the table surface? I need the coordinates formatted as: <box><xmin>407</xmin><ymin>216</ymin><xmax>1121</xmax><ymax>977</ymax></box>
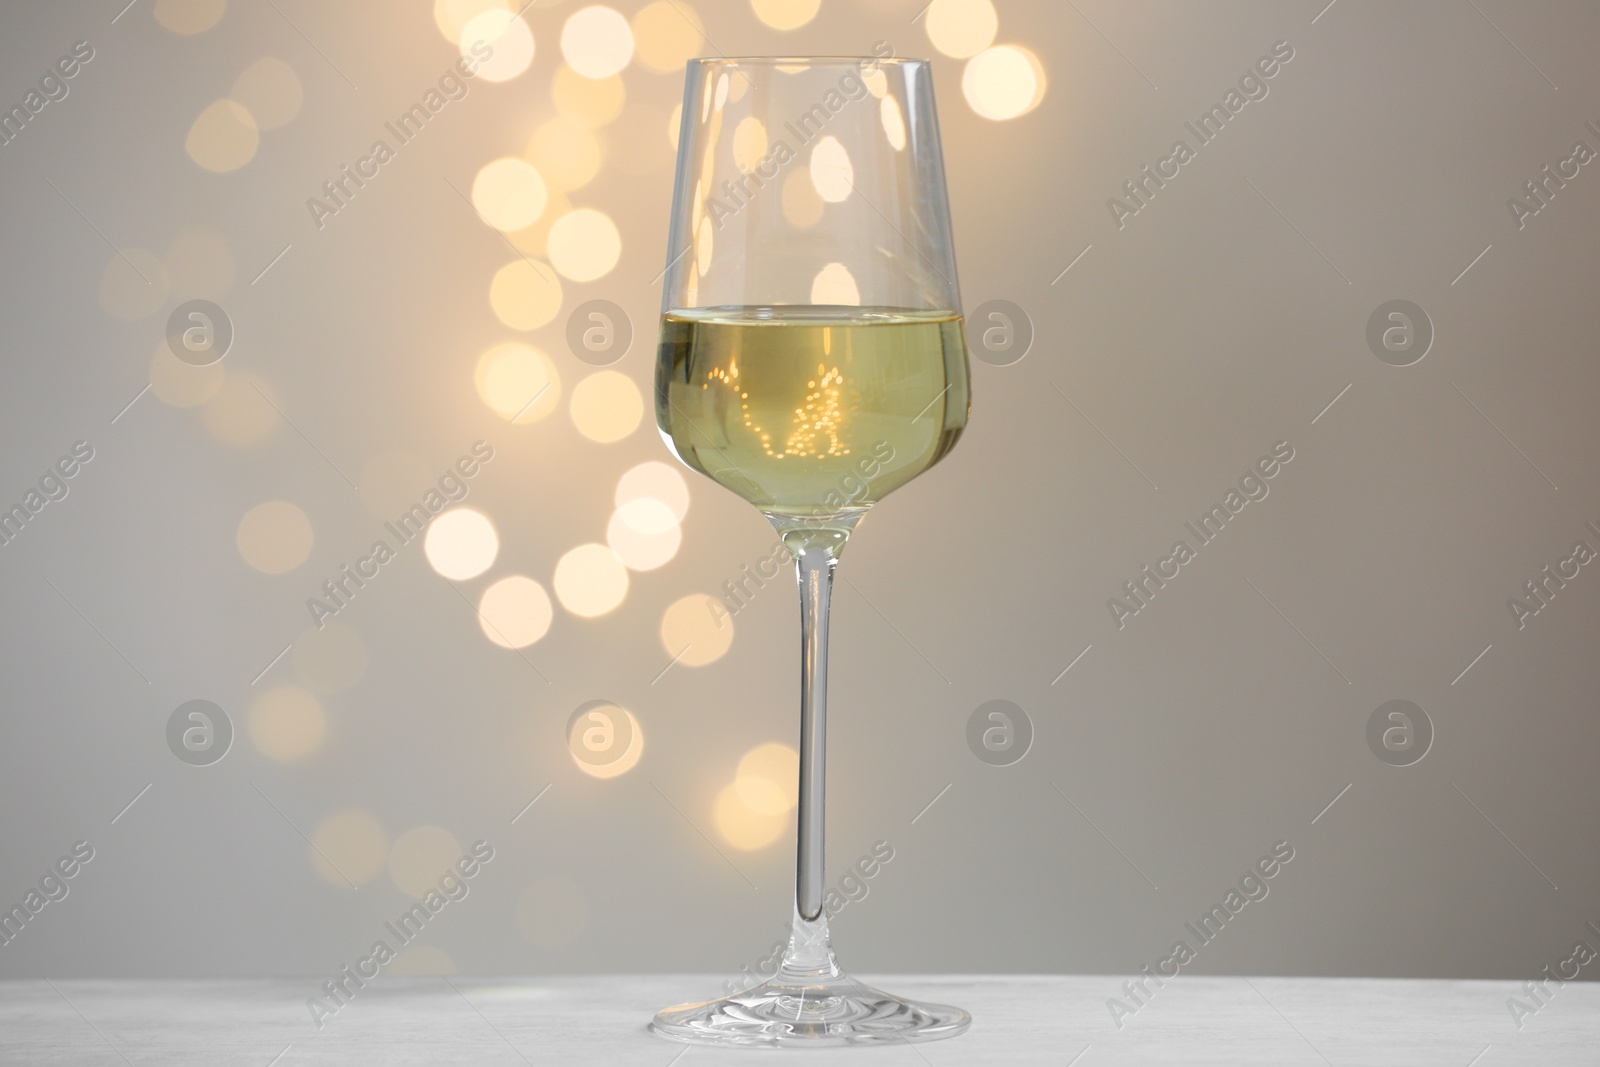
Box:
<box><xmin>2</xmin><ymin>975</ymin><xmax>1595</xmax><ymax>1065</ymax></box>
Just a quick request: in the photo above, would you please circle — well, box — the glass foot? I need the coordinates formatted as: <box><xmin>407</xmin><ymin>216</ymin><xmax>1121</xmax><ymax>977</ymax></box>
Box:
<box><xmin>651</xmin><ymin>973</ymin><xmax>971</xmax><ymax>1047</ymax></box>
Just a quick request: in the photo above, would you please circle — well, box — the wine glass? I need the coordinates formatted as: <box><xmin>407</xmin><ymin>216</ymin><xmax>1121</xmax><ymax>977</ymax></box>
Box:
<box><xmin>650</xmin><ymin>55</ymin><xmax>971</xmax><ymax>1047</ymax></box>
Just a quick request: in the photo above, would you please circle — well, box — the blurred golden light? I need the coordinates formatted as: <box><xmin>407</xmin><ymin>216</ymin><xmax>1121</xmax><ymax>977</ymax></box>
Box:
<box><xmin>616</xmin><ymin>461</ymin><xmax>690</xmax><ymax>521</ymax></box>
<box><xmin>230</xmin><ymin>57</ymin><xmax>302</xmax><ymax>130</ymax></box>
<box><xmin>659</xmin><ymin>593</ymin><xmax>734</xmax><ymax>666</ymax></box>
<box><xmin>546</xmin><ymin>208</ymin><xmax>621</xmax><ymax>282</ymax></box>
<box><xmin>781</xmin><ymin>168</ymin><xmax>824</xmax><ymax>228</ymax></box>
<box><xmin>477</xmin><ymin>575</ymin><xmax>554</xmax><ymax>648</ymax></box>
<box><xmin>561</xmin><ymin>5</ymin><xmax>634</xmax><ymax>79</ymax></box>
<box><xmin>632</xmin><ymin>1</ymin><xmax>703</xmax><ymax>73</ymax></box>
<box><xmin>388</xmin><ymin>946</ymin><xmax>458</xmax><ymax>975</ymax></box>
<box><xmin>292</xmin><ymin>620</ymin><xmax>368</xmax><ymax>695</ymax></box>
<box><xmin>694</xmin><ymin>216</ymin><xmax>714</xmax><ymax>277</ymax></box>
<box><xmin>506</xmin><ymin>191</ymin><xmax>571</xmax><ymax>254</ymax></box>
<box><xmin>880</xmin><ymin>95</ymin><xmax>906</xmax><ymax>150</ymax></box>
<box><xmin>474</xmin><ymin>342</ymin><xmax>561</xmax><ymax>423</ymax></box>
<box><xmin>735</xmin><ymin>742</ymin><xmax>800</xmax><ymax>815</ymax></box>
<box><xmin>667</xmin><ymin>102</ymin><xmax>683</xmax><ymax>149</ymax></box>
<box><xmin>433</xmin><ymin>0</ymin><xmax>510</xmax><ymax>44</ymax></box>
<box><xmin>424</xmin><ymin>507</ymin><xmax>499</xmax><ymax>581</ymax></box>
<box><xmin>203</xmin><ymin>372</ymin><xmax>280</xmax><ymax>447</ymax></box>
<box><xmin>515</xmin><ymin>877</ymin><xmax>587</xmax><ymax>948</ymax></box>
<box><xmin>861</xmin><ymin>65</ymin><xmax>888</xmax><ymax>98</ymax></box>
<box><xmin>570</xmin><ymin>370</ymin><xmax>643</xmax><ymax>443</ymax></box>
<box><xmin>472</xmin><ymin>157</ymin><xmax>548</xmax><ymax>231</ymax></box>
<box><xmin>186</xmin><ymin>99</ymin><xmax>259</xmax><ymax>173</ymax></box>
<box><xmin>808</xmin><ymin>135</ymin><xmax>853</xmax><ymax>203</ymax></box>
<box><xmin>553</xmin><ymin>544</ymin><xmax>629</xmax><ymax>617</ymax></box>
<box><xmin>154</xmin><ymin>0</ymin><xmax>225</xmax><ymax>34</ymax></box>
<box><xmin>165</xmin><ymin>226</ymin><xmax>235</xmax><ymax>298</ymax></box>
<box><xmin>388</xmin><ymin>826</ymin><xmax>462</xmax><ymax>899</ymax></box>
<box><xmin>732</xmin><ymin>116</ymin><xmax>768</xmax><ymax>171</ymax></box>
<box><xmin>461</xmin><ymin>10</ymin><xmax>535</xmax><ymax>83</ymax></box>
<box><xmin>713</xmin><ymin>783</ymin><xmax>787</xmax><ymax>850</ymax></box>
<box><xmin>237</xmin><ymin>500</ymin><xmax>313</xmax><ymax>574</ymax></box>
<box><xmin>750</xmin><ymin>0</ymin><xmax>820</xmax><ymax>31</ymax></box>
<box><xmin>553</xmin><ymin>65</ymin><xmax>625</xmax><ymax>127</ymax></box>
<box><xmin>925</xmin><ymin>0</ymin><xmax>997</xmax><ymax>59</ymax></box>
<box><xmin>568</xmin><ymin>701</ymin><xmax>643</xmax><ymax>778</ymax></box>
<box><xmin>149</xmin><ymin>341</ymin><xmax>224</xmax><ymax>407</ymax></box>
<box><xmin>358</xmin><ymin>450</ymin><xmax>430</xmax><ymax>519</ymax></box>
<box><xmin>962</xmin><ymin>44</ymin><xmax>1046</xmax><ymax>121</ymax></box>
<box><xmin>249</xmin><ymin>685</ymin><xmax>325</xmax><ymax>761</ymax></box>
<box><xmin>528</xmin><ymin>118</ymin><xmax>602</xmax><ymax>191</ymax></box>
<box><xmin>606</xmin><ymin>498</ymin><xmax>681</xmax><ymax>571</ymax></box>
<box><xmin>310</xmin><ymin>809</ymin><xmax>387</xmax><ymax>886</ymax></box>
<box><xmin>489</xmin><ymin>259</ymin><xmax>563</xmax><ymax>330</ymax></box>
<box><xmin>810</xmin><ymin>261</ymin><xmax>860</xmax><ymax>305</ymax></box>
<box><xmin>98</xmin><ymin>249</ymin><xmax>169</xmax><ymax>320</ymax></box>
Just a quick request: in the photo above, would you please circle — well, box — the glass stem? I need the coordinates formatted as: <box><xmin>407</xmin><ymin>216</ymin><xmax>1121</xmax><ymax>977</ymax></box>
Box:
<box><xmin>794</xmin><ymin>543</ymin><xmax>836</xmax><ymax>925</ymax></box>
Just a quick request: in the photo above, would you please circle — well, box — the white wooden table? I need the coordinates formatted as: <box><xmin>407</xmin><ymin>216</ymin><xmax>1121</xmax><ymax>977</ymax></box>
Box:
<box><xmin>3</xmin><ymin>975</ymin><xmax>1594</xmax><ymax>1065</ymax></box>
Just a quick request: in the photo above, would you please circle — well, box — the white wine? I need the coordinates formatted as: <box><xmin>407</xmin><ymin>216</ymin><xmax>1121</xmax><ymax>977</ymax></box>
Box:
<box><xmin>657</xmin><ymin>306</ymin><xmax>970</xmax><ymax>519</ymax></box>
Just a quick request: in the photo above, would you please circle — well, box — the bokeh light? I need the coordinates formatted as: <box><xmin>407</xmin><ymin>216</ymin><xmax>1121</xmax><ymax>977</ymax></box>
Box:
<box><xmin>433</xmin><ymin>0</ymin><xmax>510</xmax><ymax>44</ymax></box>
<box><xmin>310</xmin><ymin>809</ymin><xmax>387</xmax><ymax>886</ymax></box>
<box><xmin>553</xmin><ymin>544</ymin><xmax>629</xmax><ymax>617</ymax></box>
<box><xmin>477</xmin><ymin>575</ymin><xmax>554</xmax><ymax>649</ymax></box>
<box><xmin>562</xmin><ymin>6</ymin><xmax>634</xmax><ymax>79</ymax></box>
<box><xmin>632</xmin><ymin>1</ymin><xmax>703</xmax><ymax>73</ymax></box>
<box><xmin>732</xmin><ymin>116</ymin><xmax>768</xmax><ymax>171</ymax></box>
<box><xmin>230</xmin><ymin>57</ymin><xmax>302</xmax><ymax>130</ymax></box>
<box><xmin>474</xmin><ymin>342</ymin><xmax>561</xmax><ymax>423</ymax></box>
<box><xmin>472</xmin><ymin>157</ymin><xmax>548</xmax><ymax>231</ymax></box>
<box><xmin>515</xmin><ymin>877</ymin><xmax>587</xmax><ymax>948</ymax></box>
<box><xmin>358</xmin><ymin>450</ymin><xmax>430</xmax><ymax>519</ymax></box>
<box><xmin>569</xmin><ymin>370</ymin><xmax>643</xmax><ymax>443</ymax></box>
<box><xmin>203</xmin><ymin>372</ymin><xmax>280</xmax><ymax>446</ymax></box>
<box><xmin>165</xmin><ymin>226</ymin><xmax>235</xmax><ymax>298</ymax></box>
<box><xmin>659</xmin><ymin>593</ymin><xmax>734</xmax><ymax>666</ymax></box>
<box><xmin>808</xmin><ymin>135</ymin><xmax>853</xmax><ymax>203</ymax></box>
<box><xmin>553</xmin><ymin>65</ymin><xmax>625</xmax><ymax>127</ymax></box>
<box><xmin>568</xmin><ymin>701</ymin><xmax>643</xmax><ymax>778</ymax></box>
<box><xmin>489</xmin><ymin>259</ymin><xmax>563</xmax><ymax>331</ymax></box>
<box><xmin>154</xmin><ymin>0</ymin><xmax>225</xmax><ymax>35</ymax></box>
<box><xmin>528</xmin><ymin>118</ymin><xmax>602</xmax><ymax>192</ymax></box>
<box><xmin>546</xmin><ymin>208</ymin><xmax>621</xmax><ymax>282</ymax></box>
<box><xmin>186</xmin><ymin>99</ymin><xmax>259</xmax><ymax>173</ymax></box>
<box><xmin>616</xmin><ymin>461</ymin><xmax>690</xmax><ymax>522</ymax></box>
<box><xmin>880</xmin><ymin>95</ymin><xmax>906</xmax><ymax>151</ymax></box>
<box><xmin>810</xmin><ymin>261</ymin><xmax>860</xmax><ymax>305</ymax></box>
<box><xmin>249</xmin><ymin>685</ymin><xmax>325</xmax><ymax>761</ymax></box>
<box><xmin>149</xmin><ymin>341</ymin><xmax>224</xmax><ymax>408</ymax></box>
<box><xmin>237</xmin><ymin>500</ymin><xmax>313</xmax><ymax>574</ymax></box>
<box><xmin>667</xmin><ymin>102</ymin><xmax>683</xmax><ymax>150</ymax></box>
<box><xmin>750</xmin><ymin>0</ymin><xmax>820</xmax><ymax>31</ymax></box>
<box><xmin>389</xmin><ymin>946</ymin><xmax>458</xmax><ymax>975</ymax></box>
<box><xmin>606</xmin><ymin>498</ymin><xmax>681</xmax><ymax>571</ymax></box>
<box><xmin>424</xmin><ymin>507</ymin><xmax>499</xmax><ymax>580</ymax></box>
<box><xmin>292</xmin><ymin>620</ymin><xmax>368</xmax><ymax>695</ymax></box>
<box><xmin>461</xmin><ymin>10</ymin><xmax>535</xmax><ymax>83</ymax></box>
<box><xmin>388</xmin><ymin>826</ymin><xmax>462</xmax><ymax>899</ymax></box>
<box><xmin>98</xmin><ymin>249</ymin><xmax>169</xmax><ymax>320</ymax></box>
<box><xmin>735</xmin><ymin>742</ymin><xmax>800</xmax><ymax>815</ymax></box>
<box><xmin>962</xmin><ymin>44</ymin><xmax>1046</xmax><ymax>121</ymax></box>
<box><xmin>713</xmin><ymin>783</ymin><xmax>787</xmax><ymax>850</ymax></box>
<box><xmin>924</xmin><ymin>0</ymin><xmax>998</xmax><ymax>59</ymax></box>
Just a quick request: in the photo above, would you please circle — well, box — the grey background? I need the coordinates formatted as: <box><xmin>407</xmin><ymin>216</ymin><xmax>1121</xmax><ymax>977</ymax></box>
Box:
<box><xmin>1</xmin><ymin>0</ymin><xmax>1597</xmax><ymax>994</ymax></box>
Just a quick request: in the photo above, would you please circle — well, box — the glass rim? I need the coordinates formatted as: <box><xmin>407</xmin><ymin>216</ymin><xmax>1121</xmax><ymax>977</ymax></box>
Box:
<box><xmin>686</xmin><ymin>55</ymin><xmax>929</xmax><ymax>67</ymax></box>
